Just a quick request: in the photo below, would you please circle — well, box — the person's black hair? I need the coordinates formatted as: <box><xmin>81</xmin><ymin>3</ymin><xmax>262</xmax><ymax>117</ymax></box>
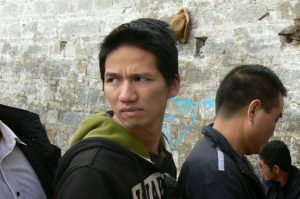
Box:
<box><xmin>99</xmin><ymin>18</ymin><xmax>178</xmax><ymax>87</ymax></box>
<box><xmin>215</xmin><ymin>64</ymin><xmax>287</xmax><ymax>116</ymax></box>
<box><xmin>259</xmin><ymin>140</ymin><xmax>292</xmax><ymax>172</ymax></box>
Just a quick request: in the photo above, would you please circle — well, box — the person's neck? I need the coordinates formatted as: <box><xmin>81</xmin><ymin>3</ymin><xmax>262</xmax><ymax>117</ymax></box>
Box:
<box><xmin>130</xmin><ymin>127</ymin><xmax>162</xmax><ymax>155</ymax></box>
<box><xmin>277</xmin><ymin>171</ymin><xmax>290</xmax><ymax>187</ymax></box>
<box><xmin>112</xmin><ymin>115</ymin><xmax>163</xmax><ymax>155</ymax></box>
<box><xmin>213</xmin><ymin>115</ymin><xmax>245</xmax><ymax>156</ymax></box>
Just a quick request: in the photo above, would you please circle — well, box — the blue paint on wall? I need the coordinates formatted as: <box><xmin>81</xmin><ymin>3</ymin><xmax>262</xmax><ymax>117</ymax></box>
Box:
<box><xmin>164</xmin><ymin>114</ymin><xmax>174</xmax><ymax>121</ymax></box>
<box><xmin>172</xmin><ymin>97</ymin><xmax>194</xmax><ymax>108</ymax></box>
<box><xmin>175</xmin><ymin>109</ymin><xmax>198</xmax><ymax>145</ymax></box>
<box><xmin>163</xmin><ymin>96</ymin><xmax>215</xmax><ymax>148</ymax></box>
<box><xmin>200</xmin><ymin>98</ymin><xmax>215</xmax><ymax>109</ymax></box>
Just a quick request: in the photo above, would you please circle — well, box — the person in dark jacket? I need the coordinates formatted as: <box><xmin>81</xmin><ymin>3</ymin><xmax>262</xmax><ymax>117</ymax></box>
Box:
<box><xmin>0</xmin><ymin>104</ymin><xmax>61</xmax><ymax>199</ymax></box>
<box><xmin>177</xmin><ymin>64</ymin><xmax>287</xmax><ymax>199</ymax></box>
<box><xmin>53</xmin><ymin>18</ymin><xmax>180</xmax><ymax>199</ymax></box>
<box><xmin>259</xmin><ymin>140</ymin><xmax>300</xmax><ymax>199</ymax></box>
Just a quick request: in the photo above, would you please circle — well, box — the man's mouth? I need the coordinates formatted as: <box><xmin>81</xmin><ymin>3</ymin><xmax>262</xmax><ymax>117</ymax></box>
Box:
<box><xmin>120</xmin><ymin>108</ymin><xmax>143</xmax><ymax>117</ymax></box>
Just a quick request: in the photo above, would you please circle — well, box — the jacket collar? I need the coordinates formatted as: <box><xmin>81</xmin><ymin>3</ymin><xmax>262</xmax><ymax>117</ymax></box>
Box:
<box><xmin>202</xmin><ymin>124</ymin><xmax>239</xmax><ymax>160</ymax></box>
<box><xmin>0</xmin><ymin>120</ymin><xmax>27</xmax><ymax>146</ymax></box>
<box><xmin>202</xmin><ymin>124</ymin><xmax>260</xmax><ymax>180</ymax></box>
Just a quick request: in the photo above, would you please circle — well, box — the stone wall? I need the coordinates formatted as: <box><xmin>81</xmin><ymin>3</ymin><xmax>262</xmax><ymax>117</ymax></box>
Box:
<box><xmin>1</xmin><ymin>0</ymin><xmax>300</xmax><ymax>169</ymax></box>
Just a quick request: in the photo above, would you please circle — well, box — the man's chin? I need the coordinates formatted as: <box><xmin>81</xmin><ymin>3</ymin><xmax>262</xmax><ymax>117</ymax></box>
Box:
<box><xmin>119</xmin><ymin>119</ymin><xmax>145</xmax><ymax>130</ymax></box>
<box><xmin>125</xmin><ymin>123</ymin><xmax>144</xmax><ymax>130</ymax></box>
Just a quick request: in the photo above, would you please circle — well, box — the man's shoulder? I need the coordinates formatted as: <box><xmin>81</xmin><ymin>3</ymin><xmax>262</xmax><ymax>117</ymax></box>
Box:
<box><xmin>185</xmin><ymin>138</ymin><xmax>216</xmax><ymax>164</ymax></box>
<box><xmin>288</xmin><ymin>166</ymin><xmax>300</xmax><ymax>190</ymax></box>
<box><xmin>182</xmin><ymin>137</ymin><xmax>239</xmax><ymax>177</ymax></box>
<box><xmin>292</xmin><ymin>166</ymin><xmax>300</xmax><ymax>176</ymax></box>
<box><xmin>65</xmin><ymin>137</ymin><xmax>130</xmax><ymax>166</ymax></box>
<box><xmin>54</xmin><ymin>137</ymin><xmax>130</xmax><ymax>185</ymax></box>
<box><xmin>177</xmin><ymin>138</ymin><xmax>246</xmax><ymax>199</ymax></box>
<box><xmin>186</xmin><ymin>136</ymin><xmax>234</xmax><ymax>163</ymax></box>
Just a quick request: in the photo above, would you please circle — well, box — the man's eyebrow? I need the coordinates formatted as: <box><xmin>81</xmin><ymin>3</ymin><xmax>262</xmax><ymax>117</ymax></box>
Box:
<box><xmin>104</xmin><ymin>72</ymin><xmax>118</xmax><ymax>77</ymax></box>
<box><xmin>104</xmin><ymin>72</ymin><xmax>155</xmax><ymax>78</ymax></box>
<box><xmin>131</xmin><ymin>73</ymin><xmax>153</xmax><ymax>77</ymax></box>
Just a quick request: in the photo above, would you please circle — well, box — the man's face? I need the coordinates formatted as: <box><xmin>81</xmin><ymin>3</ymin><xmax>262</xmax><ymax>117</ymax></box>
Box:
<box><xmin>104</xmin><ymin>45</ymin><xmax>179</xmax><ymax>132</ymax></box>
<box><xmin>259</xmin><ymin>159</ymin><xmax>276</xmax><ymax>181</ymax></box>
<box><xmin>246</xmin><ymin>94</ymin><xmax>284</xmax><ymax>154</ymax></box>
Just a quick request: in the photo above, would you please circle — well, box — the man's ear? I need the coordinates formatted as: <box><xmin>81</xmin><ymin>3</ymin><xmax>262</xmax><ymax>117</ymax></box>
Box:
<box><xmin>273</xmin><ymin>165</ymin><xmax>281</xmax><ymax>174</ymax></box>
<box><xmin>247</xmin><ymin>99</ymin><xmax>262</xmax><ymax>123</ymax></box>
<box><xmin>168</xmin><ymin>75</ymin><xmax>181</xmax><ymax>98</ymax></box>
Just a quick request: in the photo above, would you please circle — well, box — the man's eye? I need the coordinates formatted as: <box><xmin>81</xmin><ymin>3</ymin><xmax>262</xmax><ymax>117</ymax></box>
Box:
<box><xmin>135</xmin><ymin>76</ymin><xmax>149</xmax><ymax>82</ymax></box>
<box><xmin>105</xmin><ymin>77</ymin><xmax>118</xmax><ymax>83</ymax></box>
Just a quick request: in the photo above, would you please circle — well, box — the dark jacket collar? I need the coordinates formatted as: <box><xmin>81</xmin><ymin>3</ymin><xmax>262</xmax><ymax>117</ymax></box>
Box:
<box><xmin>202</xmin><ymin>124</ymin><xmax>260</xmax><ymax>179</ymax></box>
<box><xmin>202</xmin><ymin>124</ymin><xmax>240</xmax><ymax>161</ymax></box>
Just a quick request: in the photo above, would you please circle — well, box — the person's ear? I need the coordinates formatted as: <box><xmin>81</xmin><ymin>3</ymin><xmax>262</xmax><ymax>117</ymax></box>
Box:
<box><xmin>273</xmin><ymin>165</ymin><xmax>281</xmax><ymax>174</ymax></box>
<box><xmin>247</xmin><ymin>99</ymin><xmax>262</xmax><ymax>123</ymax></box>
<box><xmin>168</xmin><ymin>75</ymin><xmax>181</xmax><ymax>98</ymax></box>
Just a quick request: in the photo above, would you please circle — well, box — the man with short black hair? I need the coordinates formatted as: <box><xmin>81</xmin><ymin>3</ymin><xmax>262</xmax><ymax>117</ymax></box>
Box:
<box><xmin>54</xmin><ymin>18</ymin><xmax>180</xmax><ymax>199</ymax></box>
<box><xmin>259</xmin><ymin>140</ymin><xmax>300</xmax><ymax>199</ymax></box>
<box><xmin>177</xmin><ymin>64</ymin><xmax>287</xmax><ymax>199</ymax></box>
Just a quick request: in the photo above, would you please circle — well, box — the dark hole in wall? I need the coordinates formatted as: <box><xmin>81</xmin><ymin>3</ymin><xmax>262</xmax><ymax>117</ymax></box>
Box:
<box><xmin>60</xmin><ymin>41</ymin><xmax>68</xmax><ymax>51</ymax></box>
<box><xmin>194</xmin><ymin>37</ymin><xmax>208</xmax><ymax>57</ymax></box>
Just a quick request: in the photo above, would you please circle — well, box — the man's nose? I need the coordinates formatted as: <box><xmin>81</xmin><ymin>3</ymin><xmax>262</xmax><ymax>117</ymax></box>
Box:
<box><xmin>119</xmin><ymin>82</ymin><xmax>137</xmax><ymax>102</ymax></box>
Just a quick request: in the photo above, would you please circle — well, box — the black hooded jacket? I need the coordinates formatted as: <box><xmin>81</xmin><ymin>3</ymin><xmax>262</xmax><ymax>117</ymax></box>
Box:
<box><xmin>54</xmin><ymin>138</ymin><xmax>176</xmax><ymax>199</ymax></box>
<box><xmin>53</xmin><ymin>112</ymin><xmax>177</xmax><ymax>199</ymax></box>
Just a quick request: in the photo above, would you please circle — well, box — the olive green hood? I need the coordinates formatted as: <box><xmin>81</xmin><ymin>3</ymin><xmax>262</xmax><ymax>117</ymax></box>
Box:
<box><xmin>71</xmin><ymin>112</ymin><xmax>165</xmax><ymax>159</ymax></box>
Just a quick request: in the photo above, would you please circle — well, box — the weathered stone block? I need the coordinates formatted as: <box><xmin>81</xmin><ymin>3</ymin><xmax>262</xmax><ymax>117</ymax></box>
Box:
<box><xmin>7</xmin><ymin>23</ymin><xmax>21</xmax><ymax>38</ymax></box>
<box><xmin>60</xmin><ymin>111</ymin><xmax>89</xmax><ymax>125</ymax></box>
<box><xmin>3</xmin><ymin>3</ymin><xmax>20</xmax><ymax>16</ymax></box>
<box><xmin>46</xmin><ymin>109</ymin><xmax>59</xmax><ymax>124</ymax></box>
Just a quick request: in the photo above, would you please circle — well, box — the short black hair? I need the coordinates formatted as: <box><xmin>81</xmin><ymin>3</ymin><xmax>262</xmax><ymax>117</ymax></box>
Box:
<box><xmin>99</xmin><ymin>18</ymin><xmax>178</xmax><ymax>87</ymax></box>
<box><xmin>215</xmin><ymin>64</ymin><xmax>287</xmax><ymax>116</ymax></box>
<box><xmin>259</xmin><ymin>140</ymin><xmax>292</xmax><ymax>172</ymax></box>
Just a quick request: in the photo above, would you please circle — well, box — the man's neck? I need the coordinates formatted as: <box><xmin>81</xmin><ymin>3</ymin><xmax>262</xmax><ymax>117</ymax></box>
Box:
<box><xmin>131</xmin><ymin>129</ymin><xmax>162</xmax><ymax>155</ymax></box>
<box><xmin>277</xmin><ymin>171</ymin><xmax>290</xmax><ymax>187</ymax></box>
<box><xmin>213</xmin><ymin>115</ymin><xmax>245</xmax><ymax>156</ymax></box>
<box><xmin>112</xmin><ymin>115</ymin><xmax>162</xmax><ymax>154</ymax></box>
